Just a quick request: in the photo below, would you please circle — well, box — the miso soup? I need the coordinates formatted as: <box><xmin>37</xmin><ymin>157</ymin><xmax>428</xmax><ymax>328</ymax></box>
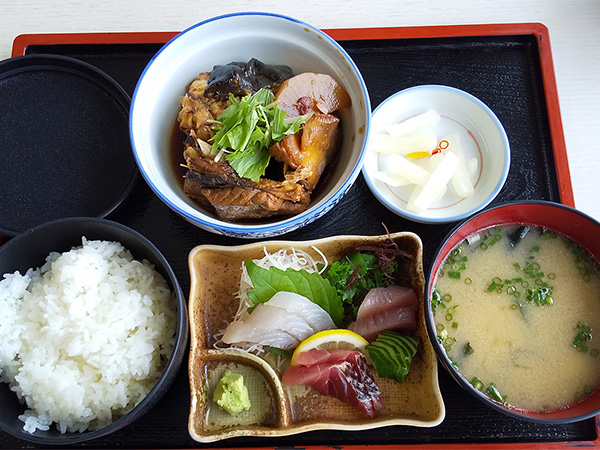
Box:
<box><xmin>433</xmin><ymin>225</ymin><xmax>600</xmax><ymax>412</ymax></box>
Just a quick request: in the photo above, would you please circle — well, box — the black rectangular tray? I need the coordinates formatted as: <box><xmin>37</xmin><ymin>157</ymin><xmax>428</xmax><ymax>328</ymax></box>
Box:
<box><xmin>3</xmin><ymin>23</ymin><xmax>594</xmax><ymax>449</ymax></box>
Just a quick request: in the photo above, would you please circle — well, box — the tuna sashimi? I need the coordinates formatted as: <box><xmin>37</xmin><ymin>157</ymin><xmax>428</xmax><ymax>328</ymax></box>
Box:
<box><xmin>266</xmin><ymin>291</ymin><xmax>336</xmax><ymax>331</ymax></box>
<box><xmin>222</xmin><ymin>321</ymin><xmax>299</xmax><ymax>350</ymax></box>
<box><xmin>282</xmin><ymin>360</ymin><xmax>331</xmax><ymax>393</ymax></box>
<box><xmin>348</xmin><ymin>286</ymin><xmax>418</xmax><ymax>341</ymax></box>
<box><xmin>293</xmin><ymin>349</ymin><xmax>355</xmax><ymax>367</ymax></box>
<box><xmin>244</xmin><ymin>303</ymin><xmax>315</xmax><ymax>341</ymax></box>
<box><xmin>282</xmin><ymin>350</ymin><xmax>382</xmax><ymax>417</ymax></box>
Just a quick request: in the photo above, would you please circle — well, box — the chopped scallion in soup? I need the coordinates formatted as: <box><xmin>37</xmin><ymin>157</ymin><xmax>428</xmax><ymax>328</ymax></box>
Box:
<box><xmin>433</xmin><ymin>225</ymin><xmax>600</xmax><ymax>412</ymax></box>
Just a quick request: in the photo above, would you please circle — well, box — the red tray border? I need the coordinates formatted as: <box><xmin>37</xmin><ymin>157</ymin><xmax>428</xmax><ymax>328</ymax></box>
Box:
<box><xmin>11</xmin><ymin>22</ymin><xmax>575</xmax><ymax>209</ymax></box>
<box><xmin>10</xmin><ymin>23</ymin><xmax>592</xmax><ymax>450</ymax></box>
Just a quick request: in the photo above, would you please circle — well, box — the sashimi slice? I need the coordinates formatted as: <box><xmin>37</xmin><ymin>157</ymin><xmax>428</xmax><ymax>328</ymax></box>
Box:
<box><xmin>245</xmin><ymin>303</ymin><xmax>315</xmax><ymax>341</ymax></box>
<box><xmin>282</xmin><ymin>350</ymin><xmax>382</xmax><ymax>417</ymax></box>
<box><xmin>294</xmin><ymin>349</ymin><xmax>355</xmax><ymax>367</ymax></box>
<box><xmin>356</xmin><ymin>286</ymin><xmax>418</xmax><ymax>321</ymax></box>
<box><xmin>333</xmin><ymin>351</ymin><xmax>382</xmax><ymax>417</ymax></box>
<box><xmin>282</xmin><ymin>361</ymin><xmax>330</xmax><ymax>392</ymax></box>
<box><xmin>266</xmin><ymin>291</ymin><xmax>336</xmax><ymax>331</ymax></box>
<box><xmin>348</xmin><ymin>286</ymin><xmax>418</xmax><ymax>342</ymax></box>
<box><xmin>222</xmin><ymin>321</ymin><xmax>299</xmax><ymax>350</ymax></box>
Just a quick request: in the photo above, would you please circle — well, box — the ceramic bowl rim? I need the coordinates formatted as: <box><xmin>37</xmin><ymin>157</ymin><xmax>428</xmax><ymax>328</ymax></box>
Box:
<box><xmin>0</xmin><ymin>217</ymin><xmax>189</xmax><ymax>444</ymax></box>
<box><xmin>425</xmin><ymin>200</ymin><xmax>600</xmax><ymax>424</ymax></box>
<box><xmin>129</xmin><ymin>11</ymin><xmax>371</xmax><ymax>237</ymax></box>
<box><xmin>362</xmin><ymin>84</ymin><xmax>510</xmax><ymax>224</ymax></box>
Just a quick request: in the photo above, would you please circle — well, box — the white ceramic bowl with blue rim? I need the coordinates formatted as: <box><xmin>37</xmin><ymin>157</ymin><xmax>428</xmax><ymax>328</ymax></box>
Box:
<box><xmin>362</xmin><ymin>85</ymin><xmax>510</xmax><ymax>224</ymax></box>
<box><xmin>130</xmin><ymin>12</ymin><xmax>370</xmax><ymax>238</ymax></box>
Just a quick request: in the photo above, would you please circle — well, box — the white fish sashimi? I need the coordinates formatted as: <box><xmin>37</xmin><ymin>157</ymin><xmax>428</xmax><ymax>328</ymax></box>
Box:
<box><xmin>245</xmin><ymin>303</ymin><xmax>315</xmax><ymax>341</ymax></box>
<box><xmin>221</xmin><ymin>291</ymin><xmax>336</xmax><ymax>351</ymax></box>
<box><xmin>266</xmin><ymin>291</ymin><xmax>336</xmax><ymax>332</ymax></box>
<box><xmin>221</xmin><ymin>321</ymin><xmax>299</xmax><ymax>351</ymax></box>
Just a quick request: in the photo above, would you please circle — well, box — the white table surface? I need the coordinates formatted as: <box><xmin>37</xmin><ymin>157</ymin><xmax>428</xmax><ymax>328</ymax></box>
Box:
<box><xmin>2</xmin><ymin>0</ymin><xmax>599</xmax><ymax>221</ymax></box>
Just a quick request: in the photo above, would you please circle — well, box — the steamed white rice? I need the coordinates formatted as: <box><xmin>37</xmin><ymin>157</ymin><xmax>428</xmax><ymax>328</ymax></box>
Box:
<box><xmin>0</xmin><ymin>238</ymin><xmax>177</xmax><ymax>434</ymax></box>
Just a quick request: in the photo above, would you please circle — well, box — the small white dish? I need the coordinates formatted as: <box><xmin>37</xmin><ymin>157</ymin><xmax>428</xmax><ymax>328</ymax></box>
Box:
<box><xmin>362</xmin><ymin>85</ymin><xmax>510</xmax><ymax>224</ymax></box>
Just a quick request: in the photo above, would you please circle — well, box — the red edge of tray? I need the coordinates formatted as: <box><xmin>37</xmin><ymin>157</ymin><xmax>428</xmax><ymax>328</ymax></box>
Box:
<box><xmin>9</xmin><ymin>23</ymin><xmax>591</xmax><ymax>450</ymax></box>
<box><xmin>10</xmin><ymin>22</ymin><xmax>576</xmax><ymax>212</ymax></box>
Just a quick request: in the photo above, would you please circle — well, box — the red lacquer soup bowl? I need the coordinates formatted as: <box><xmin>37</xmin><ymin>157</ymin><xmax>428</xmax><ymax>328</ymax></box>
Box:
<box><xmin>426</xmin><ymin>200</ymin><xmax>600</xmax><ymax>423</ymax></box>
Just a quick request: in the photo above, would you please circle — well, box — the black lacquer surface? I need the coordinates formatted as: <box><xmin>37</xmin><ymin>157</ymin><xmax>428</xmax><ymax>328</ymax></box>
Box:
<box><xmin>0</xmin><ymin>54</ymin><xmax>138</xmax><ymax>236</ymax></box>
<box><xmin>1</xmin><ymin>34</ymin><xmax>595</xmax><ymax>448</ymax></box>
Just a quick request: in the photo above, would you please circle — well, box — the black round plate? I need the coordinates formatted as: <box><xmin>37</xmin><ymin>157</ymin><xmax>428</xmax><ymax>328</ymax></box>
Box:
<box><xmin>0</xmin><ymin>54</ymin><xmax>138</xmax><ymax>236</ymax></box>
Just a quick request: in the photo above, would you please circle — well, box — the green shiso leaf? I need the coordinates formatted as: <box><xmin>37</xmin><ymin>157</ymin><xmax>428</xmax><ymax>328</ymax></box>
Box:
<box><xmin>245</xmin><ymin>260</ymin><xmax>344</xmax><ymax>327</ymax></box>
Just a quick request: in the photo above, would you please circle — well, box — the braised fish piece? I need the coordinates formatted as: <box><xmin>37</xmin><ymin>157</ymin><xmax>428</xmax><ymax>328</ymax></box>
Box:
<box><xmin>269</xmin><ymin>113</ymin><xmax>341</xmax><ymax>191</ymax></box>
<box><xmin>176</xmin><ymin>60</ymin><xmax>350</xmax><ymax>221</ymax></box>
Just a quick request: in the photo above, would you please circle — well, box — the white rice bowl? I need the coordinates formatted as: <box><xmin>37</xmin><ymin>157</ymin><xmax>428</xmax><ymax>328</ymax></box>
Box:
<box><xmin>0</xmin><ymin>238</ymin><xmax>176</xmax><ymax>434</ymax></box>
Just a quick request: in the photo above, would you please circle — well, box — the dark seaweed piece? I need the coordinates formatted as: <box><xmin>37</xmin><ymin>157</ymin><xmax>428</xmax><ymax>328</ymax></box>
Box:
<box><xmin>509</xmin><ymin>225</ymin><xmax>531</xmax><ymax>247</ymax></box>
<box><xmin>204</xmin><ymin>58</ymin><xmax>294</xmax><ymax>101</ymax></box>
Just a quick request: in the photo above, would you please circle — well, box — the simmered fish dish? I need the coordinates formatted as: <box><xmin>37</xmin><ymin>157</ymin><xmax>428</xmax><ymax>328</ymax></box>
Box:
<box><xmin>176</xmin><ymin>58</ymin><xmax>351</xmax><ymax>221</ymax></box>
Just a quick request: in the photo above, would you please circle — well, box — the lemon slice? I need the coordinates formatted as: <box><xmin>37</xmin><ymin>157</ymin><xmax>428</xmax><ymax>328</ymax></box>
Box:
<box><xmin>290</xmin><ymin>329</ymin><xmax>369</xmax><ymax>366</ymax></box>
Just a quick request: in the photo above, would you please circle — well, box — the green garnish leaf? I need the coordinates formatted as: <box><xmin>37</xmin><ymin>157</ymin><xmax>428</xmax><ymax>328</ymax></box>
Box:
<box><xmin>269</xmin><ymin>347</ymin><xmax>292</xmax><ymax>358</ymax></box>
<box><xmin>324</xmin><ymin>251</ymin><xmax>398</xmax><ymax>308</ymax></box>
<box><xmin>245</xmin><ymin>260</ymin><xmax>344</xmax><ymax>327</ymax></box>
<box><xmin>365</xmin><ymin>331</ymin><xmax>419</xmax><ymax>384</ymax></box>
<box><xmin>227</xmin><ymin>143</ymin><xmax>271</xmax><ymax>182</ymax></box>
<box><xmin>272</xmin><ymin>107</ymin><xmax>309</xmax><ymax>140</ymax></box>
<box><xmin>210</xmin><ymin>89</ymin><xmax>309</xmax><ymax>182</ymax></box>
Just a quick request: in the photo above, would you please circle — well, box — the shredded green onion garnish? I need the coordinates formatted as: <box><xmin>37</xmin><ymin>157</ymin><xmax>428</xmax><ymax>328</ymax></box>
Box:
<box><xmin>471</xmin><ymin>377</ymin><xmax>484</xmax><ymax>391</ymax></box>
<box><xmin>486</xmin><ymin>383</ymin><xmax>506</xmax><ymax>404</ymax></box>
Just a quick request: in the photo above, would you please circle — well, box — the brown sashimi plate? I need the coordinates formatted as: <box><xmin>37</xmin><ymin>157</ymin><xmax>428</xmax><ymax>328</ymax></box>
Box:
<box><xmin>187</xmin><ymin>232</ymin><xmax>444</xmax><ymax>442</ymax></box>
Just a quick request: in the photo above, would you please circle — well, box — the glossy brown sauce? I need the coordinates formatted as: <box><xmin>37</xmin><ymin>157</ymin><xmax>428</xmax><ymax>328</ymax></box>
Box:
<box><xmin>168</xmin><ymin>116</ymin><xmax>188</xmax><ymax>184</ymax></box>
